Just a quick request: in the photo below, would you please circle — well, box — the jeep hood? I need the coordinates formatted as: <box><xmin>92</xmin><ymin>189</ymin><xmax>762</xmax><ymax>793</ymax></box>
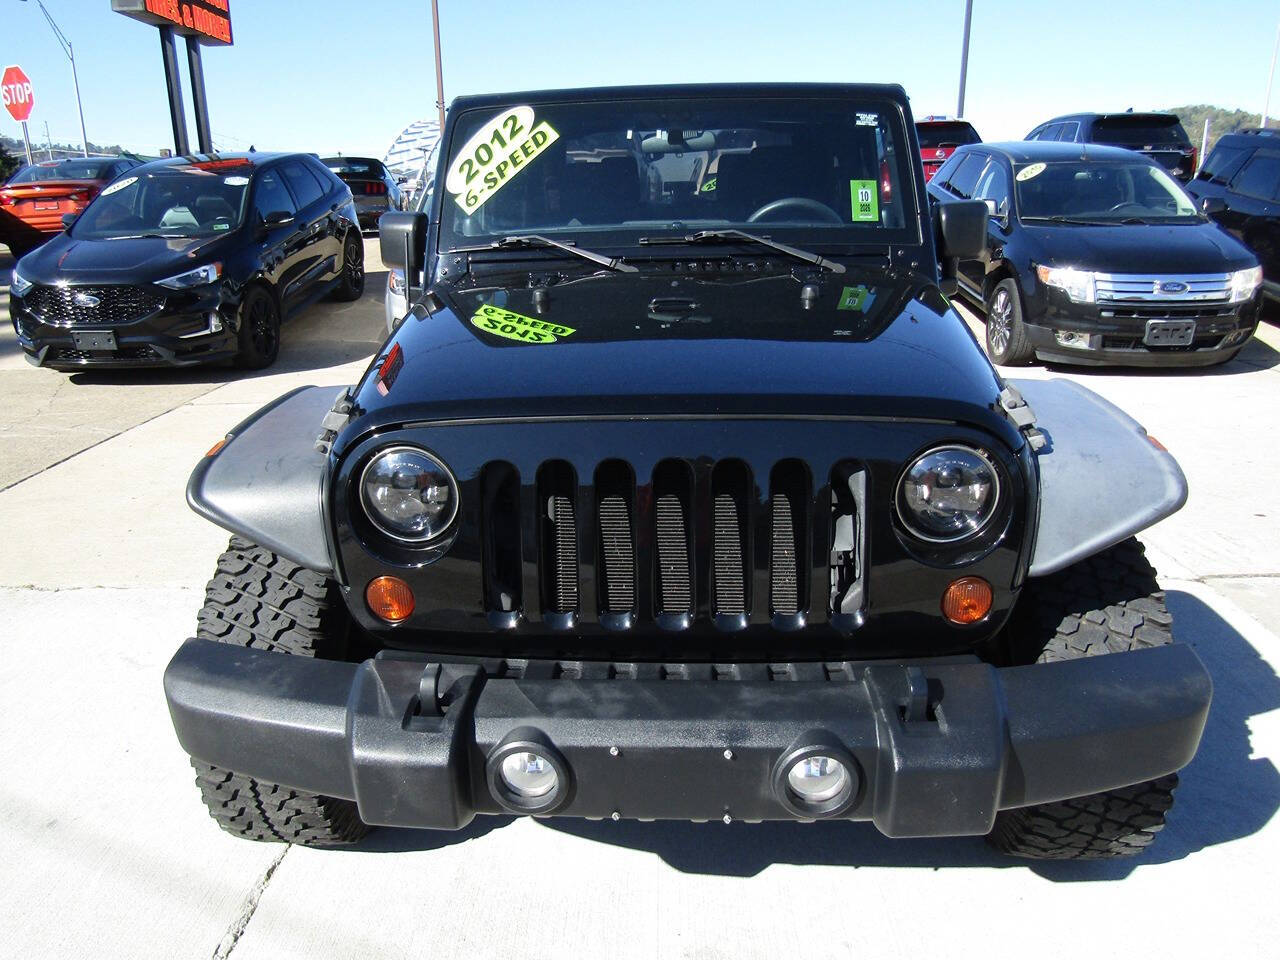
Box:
<box><xmin>346</xmin><ymin>268</ymin><xmax>1013</xmax><ymax>439</ymax></box>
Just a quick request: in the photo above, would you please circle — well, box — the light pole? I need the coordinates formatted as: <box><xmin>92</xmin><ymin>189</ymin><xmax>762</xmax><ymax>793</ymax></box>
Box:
<box><xmin>20</xmin><ymin>0</ymin><xmax>89</xmax><ymax>157</ymax></box>
<box><xmin>956</xmin><ymin>0</ymin><xmax>974</xmax><ymax>118</ymax></box>
<box><xmin>1263</xmin><ymin>19</ymin><xmax>1279</xmax><ymax>128</ymax></box>
<box><xmin>431</xmin><ymin>0</ymin><xmax>446</xmax><ymax>131</ymax></box>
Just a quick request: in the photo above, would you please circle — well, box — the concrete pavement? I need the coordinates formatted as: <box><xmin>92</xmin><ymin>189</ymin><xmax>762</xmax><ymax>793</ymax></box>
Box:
<box><xmin>0</xmin><ymin>245</ymin><xmax>1277</xmax><ymax>959</ymax></box>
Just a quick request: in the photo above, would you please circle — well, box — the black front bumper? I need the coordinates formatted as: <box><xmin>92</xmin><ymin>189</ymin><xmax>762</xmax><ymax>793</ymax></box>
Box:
<box><xmin>165</xmin><ymin>638</ymin><xmax>1211</xmax><ymax>837</ymax></box>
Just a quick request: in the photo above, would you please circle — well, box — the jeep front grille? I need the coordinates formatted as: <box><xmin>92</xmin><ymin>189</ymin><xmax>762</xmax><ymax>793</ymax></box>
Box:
<box><xmin>479</xmin><ymin>457</ymin><xmax>865</xmax><ymax>632</ymax></box>
<box><xmin>26</xmin><ymin>284</ymin><xmax>166</xmax><ymax>326</ymax></box>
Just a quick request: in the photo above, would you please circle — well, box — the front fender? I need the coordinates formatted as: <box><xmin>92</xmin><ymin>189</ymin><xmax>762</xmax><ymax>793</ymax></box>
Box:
<box><xmin>1011</xmin><ymin>378</ymin><xmax>1188</xmax><ymax>577</ymax></box>
<box><xmin>187</xmin><ymin>386</ymin><xmax>340</xmax><ymax>577</ymax></box>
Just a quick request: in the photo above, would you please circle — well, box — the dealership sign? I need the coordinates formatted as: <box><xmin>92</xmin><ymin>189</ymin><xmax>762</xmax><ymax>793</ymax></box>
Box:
<box><xmin>2</xmin><ymin>65</ymin><xmax>34</xmax><ymax>123</ymax></box>
<box><xmin>110</xmin><ymin>0</ymin><xmax>233</xmax><ymax>45</ymax></box>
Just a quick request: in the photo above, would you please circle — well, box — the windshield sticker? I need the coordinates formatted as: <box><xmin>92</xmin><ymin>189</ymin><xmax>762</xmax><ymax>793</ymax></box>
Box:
<box><xmin>445</xmin><ymin>106</ymin><xmax>560</xmax><ymax>214</ymax></box>
<box><xmin>1016</xmin><ymin>162</ymin><xmax>1046</xmax><ymax>182</ymax></box>
<box><xmin>700</xmin><ymin>177</ymin><xmax>717</xmax><ymax>193</ymax></box>
<box><xmin>223</xmin><ymin>175</ymin><xmax>249</xmax><ymax>186</ymax></box>
<box><xmin>837</xmin><ymin>285</ymin><xmax>876</xmax><ymax>312</ymax></box>
<box><xmin>100</xmin><ymin>176</ymin><xmax>137</xmax><ymax>196</ymax></box>
<box><xmin>855</xmin><ymin>112</ymin><xmax>879</xmax><ymax>127</ymax></box>
<box><xmin>212</xmin><ymin>223</ymin><xmax>230</xmax><ymax>231</ymax></box>
<box><xmin>849</xmin><ymin>180</ymin><xmax>879</xmax><ymax>222</ymax></box>
<box><xmin>471</xmin><ymin>303</ymin><xmax>575</xmax><ymax>345</ymax></box>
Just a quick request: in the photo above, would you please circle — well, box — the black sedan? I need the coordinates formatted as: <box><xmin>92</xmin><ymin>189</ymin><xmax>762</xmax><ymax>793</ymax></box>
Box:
<box><xmin>9</xmin><ymin>152</ymin><xmax>364</xmax><ymax>371</ymax></box>
<box><xmin>928</xmin><ymin>141</ymin><xmax>1263</xmax><ymax>367</ymax></box>
<box><xmin>320</xmin><ymin>156</ymin><xmax>402</xmax><ymax>231</ymax></box>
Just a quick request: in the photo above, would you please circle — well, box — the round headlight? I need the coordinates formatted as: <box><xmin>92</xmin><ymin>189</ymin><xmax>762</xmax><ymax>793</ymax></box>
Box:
<box><xmin>359</xmin><ymin>446</ymin><xmax>458</xmax><ymax>542</ymax></box>
<box><xmin>898</xmin><ymin>446</ymin><xmax>998</xmax><ymax>542</ymax></box>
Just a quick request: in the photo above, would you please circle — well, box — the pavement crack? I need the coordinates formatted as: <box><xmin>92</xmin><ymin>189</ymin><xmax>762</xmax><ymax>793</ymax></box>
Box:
<box><xmin>212</xmin><ymin>846</ymin><xmax>289</xmax><ymax>960</ymax></box>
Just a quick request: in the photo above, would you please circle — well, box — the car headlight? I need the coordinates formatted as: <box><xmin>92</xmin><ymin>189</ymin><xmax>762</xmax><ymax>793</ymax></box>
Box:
<box><xmin>360</xmin><ymin>446</ymin><xmax>458</xmax><ymax>542</ymax></box>
<box><xmin>156</xmin><ymin>262</ymin><xmax>222</xmax><ymax>290</ymax></box>
<box><xmin>10</xmin><ymin>267</ymin><xmax>33</xmax><ymax>297</ymax></box>
<box><xmin>898</xmin><ymin>445</ymin><xmax>999</xmax><ymax>542</ymax></box>
<box><xmin>1035</xmin><ymin>264</ymin><xmax>1095</xmax><ymax>303</ymax></box>
<box><xmin>1228</xmin><ymin>265</ymin><xmax>1262</xmax><ymax>303</ymax></box>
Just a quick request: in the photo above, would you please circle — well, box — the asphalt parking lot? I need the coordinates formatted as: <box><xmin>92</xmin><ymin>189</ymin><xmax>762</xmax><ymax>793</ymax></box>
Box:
<box><xmin>0</xmin><ymin>242</ymin><xmax>1277</xmax><ymax>959</ymax></box>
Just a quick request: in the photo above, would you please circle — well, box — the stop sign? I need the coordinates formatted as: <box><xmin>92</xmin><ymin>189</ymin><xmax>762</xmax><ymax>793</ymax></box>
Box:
<box><xmin>2</xmin><ymin>65</ymin><xmax>34</xmax><ymax>123</ymax></box>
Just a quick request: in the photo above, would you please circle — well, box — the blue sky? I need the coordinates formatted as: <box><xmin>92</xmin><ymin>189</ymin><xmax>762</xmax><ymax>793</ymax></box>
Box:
<box><xmin>4</xmin><ymin>0</ymin><xmax>1278</xmax><ymax>158</ymax></box>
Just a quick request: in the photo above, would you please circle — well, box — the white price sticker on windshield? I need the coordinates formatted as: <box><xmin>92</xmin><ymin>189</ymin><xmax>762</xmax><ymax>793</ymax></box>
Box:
<box><xmin>445</xmin><ymin>106</ymin><xmax>560</xmax><ymax>214</ymax></box>
<box><xmin>100</xmin><ymin>176</ymin><xmax>137</xmax><ymax>196</ymax></box>
<box><xmin>1016</xmin><ymin>162</ymin><xmax>1046</xmax><ymax>182</ymax></box>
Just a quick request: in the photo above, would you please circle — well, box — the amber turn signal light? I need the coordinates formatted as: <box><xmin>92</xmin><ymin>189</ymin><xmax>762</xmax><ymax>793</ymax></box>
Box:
<box><xmin>205</xmin><ymin>437</ymin><xmax>229</xmax><ymax>457</ymax></box>
<box><xmin>366</xmin><ymin>576</ymin><xmax>415</xmax><ymax>623</ymax></box>
<box><xmin>942</xmin><ymin>577</ymin><xmax>992</xmax><ymax>624</ymax></box>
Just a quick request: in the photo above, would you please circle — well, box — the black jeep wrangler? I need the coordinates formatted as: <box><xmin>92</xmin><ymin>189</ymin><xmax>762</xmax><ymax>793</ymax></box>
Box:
<box><xmin>165</xmin><ymin>84</ymin><xmax>1211</xmax><ymax>860</ymax></box>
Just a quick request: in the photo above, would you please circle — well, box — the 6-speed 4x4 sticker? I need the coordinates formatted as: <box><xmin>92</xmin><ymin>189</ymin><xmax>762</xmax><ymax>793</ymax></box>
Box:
<box><xmin>446</xmin><ymin>106</ymin><xmax>560</xmax><ymax>213</ymax></box>
<box><xmin>471</xmin><ymin>304</ymin><xmax>575</xmax><ymax>344</ymax></box>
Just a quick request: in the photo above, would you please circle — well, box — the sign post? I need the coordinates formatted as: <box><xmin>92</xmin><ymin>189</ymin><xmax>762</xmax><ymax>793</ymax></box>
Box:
<box><xmin>2</xmin><ymin>64</ymin><xmax>36</xmax><ymax>164</ymax></box>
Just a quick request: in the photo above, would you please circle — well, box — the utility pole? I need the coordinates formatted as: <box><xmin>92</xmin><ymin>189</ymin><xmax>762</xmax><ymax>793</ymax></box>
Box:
<box><xmin>431</xmin><ymin>0</ymin><xmax>446</xmax><ymax>131</ymax></box>
<box><xmin>43</xmin><ymin>120</ymin><xmax>53</xmax><ymax>160</ymax></box>
<box><xmin>22</xmin><ymin>0</ymin><xmax>89</xmax><ymax>156</ymax></box>
<box><xmin>956</xmin><ymin>0</ymin><xmax>974</xmax><ymax>117</ymax></box>
<box><xmin>1263</xmin><ymin>19</ymin><xmax>1279</xmax><ymax>128</ymax></box>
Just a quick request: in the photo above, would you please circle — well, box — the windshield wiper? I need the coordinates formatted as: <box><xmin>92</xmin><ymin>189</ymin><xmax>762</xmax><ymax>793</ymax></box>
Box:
<box><xmin>453</xmin><ymin>234</ymin><xmax>637</xmax><ymax>273</ymax></box>
<box><xmin>638</xmin><ymin>229</ymin><xmax>845</xmax><ymax>273</ymax></box>
<box><xmin>1021</xmin><ymin>215</ymin><xmax>1119</xmax><ymax>226</ymax></box>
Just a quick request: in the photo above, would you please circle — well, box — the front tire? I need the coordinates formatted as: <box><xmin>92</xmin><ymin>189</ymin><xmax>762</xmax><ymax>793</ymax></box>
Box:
<box><xmin>984</xmin><ymin>278</ymin><xmax>1035</xmax><ymax>366</ymax></box>
<box><xmin>234</xmin><ymin>286</ymin><xmax>281</xmax><ymax>370</ymax></box>
<box><xmin>986</xmin><ymin>538</ymin><xmax>1181</xmax><ymax>860</ymax></box>
<box><xmin>190</xmin><ymin>536</ymin><xmax>369</xmax><ymax>847</ymax></box>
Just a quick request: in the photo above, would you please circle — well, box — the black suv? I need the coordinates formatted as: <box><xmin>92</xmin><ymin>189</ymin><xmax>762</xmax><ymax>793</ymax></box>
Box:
<box><xmin>929</xmin><ymin>141</ymin><xmax>1261</xmax><ymax>366</ymax></box>
<box><xmin>1026</xmin><ymin>112</ymin><xmax>1198</xmax><ymax>183</ymax></box>
<box><xmin>1184</xmin><ymin>130</ymin><xmax>1280</xmax><ymax>305</ymax></box>
<box><xmin>163</xmin><ymin>84</ymin><xmax>1211</xmax><ymax>861</ymax></box>
<box><xmin>9</xmin><ymin>153</ymin><xmax>364</xmax><ymax>371</ymax></box>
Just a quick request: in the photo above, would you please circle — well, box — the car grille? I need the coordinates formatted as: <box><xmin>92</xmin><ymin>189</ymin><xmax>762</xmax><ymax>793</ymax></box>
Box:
<box><xmin>50</xmin><ymin>345</ymin><xmax>161</xmax><ymax>363</ymax></box>
<box><xmin>478</xmin><ymin>457</ymin><xmax>865</xmax><ymax>632</ymax></box>
<box><xmin>26</xmin><ymin>284</ymin><xmax>166</xmax><ymax>326</ymax></box>
<box><xmin>1094</xmin><ymin>273</ymin><xmax>1231</xmax><ymax>304</ymax></box>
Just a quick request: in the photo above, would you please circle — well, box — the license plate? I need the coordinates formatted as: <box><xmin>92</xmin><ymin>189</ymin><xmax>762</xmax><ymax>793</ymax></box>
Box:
<box><xmin>71</xmin><ymin>331</ymin><xmax>117</xmax><ymax>351</ymax></box>
<box><xmin>1144</xmin><ymin>320</ymin><xmax>1196</xmax><ymax>347</ymax></box>
<box><xmin>33</xmin><ymin>201</ymin><xmax>59</xmax><ymax>211</ymax></box>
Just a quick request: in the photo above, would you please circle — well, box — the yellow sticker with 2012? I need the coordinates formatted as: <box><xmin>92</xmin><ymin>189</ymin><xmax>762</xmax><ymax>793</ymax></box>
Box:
<box><xmin>471</xmin><ymin>303</ymin><xmax>575</xmax><ymax>345</ymax></box>
<box><xmin>445</xmin><ymin>106</ymin><xmax>560</xmax><ymax>214</ymax></box>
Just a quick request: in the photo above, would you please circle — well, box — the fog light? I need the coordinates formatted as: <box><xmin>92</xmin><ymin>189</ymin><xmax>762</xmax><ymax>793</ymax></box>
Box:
<box><xmin>499</xmin><ymin>751</ymin><xmax>559</xmax><ymax>799</ymax></box>
<box><xmin>366</xmin><ymin>575</ymin><xmax>414</xmax><ymax>623</ymax></box>
<box><xmin>1054</xmin><ymin>330</ymin><xmax>1097</xmax><ymax>350</ymax></box>
<box><xmin>209</xmin><ymin>311</ymin><xmax>223</xmax><ymax>333</ymax></box>
<box><xmin>942</xmin><ymin>576</ymin><xmax>992</xmax><ymax>624</ymax></box>
<box><xmin>786</xmin><ymin>755</ymin><xmax>849</xmax><ymax>803</ymax></box>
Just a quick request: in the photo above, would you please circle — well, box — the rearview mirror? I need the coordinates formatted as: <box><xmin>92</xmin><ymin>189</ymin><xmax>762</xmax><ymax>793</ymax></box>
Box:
<box><xmin>937</xmin><ymin>199</ymin><xmax>987</xmax><ymax>259</ymax></box>
<box><xmin>379</xmin><ymin>210</ymin><xmax>427</xmax><ymax>273</ymax></box>
<box><xmin>1200</xmin><ymin>196</ymin><xmax>1226</xmax><ymax>216</ymax></box>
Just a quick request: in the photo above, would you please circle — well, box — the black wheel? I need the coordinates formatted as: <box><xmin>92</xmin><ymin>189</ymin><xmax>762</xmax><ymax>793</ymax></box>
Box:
<box><xmin>234</xmin><ymin>286</ymin><xmax>281</xmax><ymax>369</ymax></box>
<box><xmin>333</xmin><ymin>232</ymin><xmax>365</xmax><ymax>302</ymax></box>
<box><xmin>986</xmin><ymin>538</ymin><xmax>1180</xmax><ymax>860</ymax></box>
<box><xmin>984</xmin><ymin>278</ymin><xmax>1035</xmax><ymax>366</ymax></box>
<box><xmin>190</xmin><ymin>536</ymin><xmax>369</xmax><ymax>847</ymax></box>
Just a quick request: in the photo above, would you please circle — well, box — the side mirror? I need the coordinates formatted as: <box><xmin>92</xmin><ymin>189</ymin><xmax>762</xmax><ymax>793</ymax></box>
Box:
<box><xmin>379</xmin><ymin>210</ymin><xmax>427</xmax><ymax>273</ymax></box>
<box><xmin>61</xmin><ymin>212</ymin><xmax>79</xmax><ymax>230</ymax></box>
<box><xmin>263</xmin><ymin>210</ymin><xmax>294</xmax><ymax>228</ymax></box>
<box><xmin>937</xmin><ymin>199</ymin><xmax>988</xmax><ymax>259</ymax></box>
<box><xmin>1200</xmin><ymin>196</ymin><xmax>1226</xmax><ymax>216</ymax></box>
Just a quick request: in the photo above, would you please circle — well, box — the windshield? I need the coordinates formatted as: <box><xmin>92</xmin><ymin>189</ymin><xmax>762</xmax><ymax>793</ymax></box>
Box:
<box><xmin>1093</xmin><ymin>117</ymin><xmax>1189</xmax><ymax>147</ymax></box>
<box><xmin>917</xmin><ymin>122</ymin><xmax>980</xmax><ymax>149</ymax></box>
<box><xmin>9</xmin><ymin>159</ymin><xmax>118</xmax><ymax>183</ymax></box>
<box><xmin>438</xmin><ymin>96</ymin><xmax>914</xmax><ymax>250</ymax></box>
<box><xmin>1014</xmin><ymin>160</ymin><xmax>1198</xmax><ymax>222</ymax></box>
<box><xmin>322</xmin><ymin>157</ymin><xmax>385</xmax><ymax>177</ymax></box>
<box><xmin>71</xmin><ymin>164</ymin><xmax>252</xmax><ymax>239</ymax></box>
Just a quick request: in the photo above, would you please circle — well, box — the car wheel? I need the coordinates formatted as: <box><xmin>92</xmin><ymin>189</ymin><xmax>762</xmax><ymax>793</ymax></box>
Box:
<box><xmin>333</xmin><ymin>233</ymin><xmax>365</xmax><ymax>302</ymax></box>
<box><xmin>986</xmin><ymin>538</ymin><xmax>1179</xmax><ymax>860</ymax></box>
<box><xmin>190</xmin><ymin>536</ymin><xmax>369</xmax><ymax>847</ymax></box>
<box><xmin>234</xmin><ymin>286</ymin><xmax>281</xmax><ymax>369</ymax></box>
<box><xmin>984</xmin><ymin>278</ymin><xmax>1035</xmax><ymax>366</ymax></box>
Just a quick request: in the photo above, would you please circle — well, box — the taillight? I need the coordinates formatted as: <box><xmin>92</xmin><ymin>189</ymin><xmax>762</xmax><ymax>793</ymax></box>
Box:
<box><xmin>1189</xmin><ymin>146</ymin><xmax>1198</xmax><ymax>174</ymax></box>
<box><xmin>0</xmin><ymin>194</ymin><xmax>13</xmax><ymax>207</ymax></box>
<box><xmin>365</xmin><ymin>182</ymin><xmax>385</xmax><ymax>196</ymax></box>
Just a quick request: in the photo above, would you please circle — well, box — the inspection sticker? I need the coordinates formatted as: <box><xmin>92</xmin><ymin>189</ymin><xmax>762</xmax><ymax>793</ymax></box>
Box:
<box><xmin>837</xmin><ymin>285</ymin><xmax>876</xmax><ymax>312</ymax></box>
<box><xmin>471</xmin><ymin>303</ymin><xmax>575</xmax><ymax>345</ymax></box>
<box><xmin>445</xmin><ymin>106</ymin><xmax>560</xmax><ymax>214</ymax></box>
<box><xmin>100</xmin><ymin>176</ymin><xmax>137</xmax><ymax>197</ymax></box>
<box><xmin>1016</xmin><ymin>162</ymin><xmax>1046</xmax><ymax>182</ymax></box>
<box><xmin>849</xmin><ymin>179</ymin><xmax>879</xmax><ymax>222</ymax></box>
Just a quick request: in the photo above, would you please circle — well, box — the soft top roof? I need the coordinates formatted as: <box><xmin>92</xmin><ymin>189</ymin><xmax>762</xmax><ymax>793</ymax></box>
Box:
<box><xmin>448</xmin><ymin>82</ymin><xmax>910</xmax><ymax>113</ymax></box>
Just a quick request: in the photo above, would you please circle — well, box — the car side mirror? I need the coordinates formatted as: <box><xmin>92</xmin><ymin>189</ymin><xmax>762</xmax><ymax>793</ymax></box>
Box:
<box><xmin>937</xmin><ymin>199</ymin><xmax>987</xmax><ymax>259</ymax></box>
<box><xmin>61</xmin><ymin>212</ymin><xmax>79</xmax><ymax>230</ymax></box>
<box><xmin>1200</xmin><ymin>196</ymin><xmax>1226</xmax><ymax>216</ymax></box>
<box><xmin>380</xmin><ymin>210</ymin><xmax>427</xmax><ymax>274</ymax></box>
<box><xmin>263</xmin><ymin>210</ymin><xmax>294</xmax><ymax>228</ymax></box>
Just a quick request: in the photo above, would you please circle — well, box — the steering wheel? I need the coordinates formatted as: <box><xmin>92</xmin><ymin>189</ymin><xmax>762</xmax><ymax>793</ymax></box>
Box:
<box><xmin>747</xmin><ymin>197</ymin><xmax>845</xmax><ymax>224</ymax></box>
<box><xmin>1106</xmin><ymin>201</ymin><xmax>1148</xmax><ymax>215</ymax></box>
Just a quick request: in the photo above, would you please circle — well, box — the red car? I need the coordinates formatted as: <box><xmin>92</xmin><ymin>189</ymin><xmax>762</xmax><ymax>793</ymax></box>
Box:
<box><xmin>916</xmin><ymin>117</ymin><xmax>981</xmax><ymax>181</ymax></box>
<box><xmin>1</xmin><ymin>156</ymin><xmax>142</xmax><ymax>257</ymax></box>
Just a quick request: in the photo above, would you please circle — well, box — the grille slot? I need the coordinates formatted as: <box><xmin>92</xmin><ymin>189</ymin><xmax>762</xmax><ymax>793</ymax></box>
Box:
<box><xmin>829</xmin><ymin>462</ymin><xmax>867</xmax><ymax>621</ymax></box>
<box><xmin>768</xmin><ymin>460</ymin><xmax>811</xmax><ymax>619</ymax></box>
<box><xmin>480</xmin><ymin>462</ymin><xmax>522</xmax><ymax>619</ymax></box>
<box><xmin>27</xmin><ymin>284</ymin><xmax>166</xmax><ymax>326</ymax></box>
<box><xmin>537</xmin><ymin>461</ymin><xmax>578</xmax><ymax>616</ymax></box>
<box><xmin>710</xmin><ymin>461</ymin><xmax>751</xmax><ymax>620</ymax></box>
<box><xmin>770</xmin><ymin>496</ymin><xmax>798</xmax><ymax>614</ymax></box>
<box><xmin>653</xmin><ymin>459</ymin><xmax>694</xmax><ymax>618</ymax></box>
<box><xmin>595</xmin><ymin>460</ymin><xmax>636</xmax><ymax>617</ymax></box>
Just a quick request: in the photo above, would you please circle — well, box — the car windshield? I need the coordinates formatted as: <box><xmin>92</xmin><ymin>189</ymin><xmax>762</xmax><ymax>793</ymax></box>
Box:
<box><xmin>71</xmin><ymin>163</ymin><xmax>252</xmax><ymax>239</ymax></box>
<box><xmin>323</xmin><ymin>157</ymin><xmax>384</xmax><ymax>176</ymax></box>
<box><xmin>1092</xmin><ymin>117</ymin><xmax>1189</xmax><ymax>147</ymax></box>
<box><xmin>1015</xmin><ymin>160</ymin><xmax>1199</xmax><ymax>222</ymax></box>
<box><xmin>9</xmin><ymin>159</ymin><xmax>119</xmax><ymax>183</ymax></box>
<box><xmin>438</xmin><ymin>96</ymin><xmax>915</xmax><ymax>251</ymax></box>
<box><xmin>917</xmin><ymin>122</ymin><xmax>979</xmax><ymax>149</ymax></box>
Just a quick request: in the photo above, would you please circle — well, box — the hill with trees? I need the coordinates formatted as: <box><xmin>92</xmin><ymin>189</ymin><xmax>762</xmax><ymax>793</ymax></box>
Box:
<box><xmin>1161</xmin><ymin>105</ymin><xmax>1266</xmax><ymax>155</ymax></box>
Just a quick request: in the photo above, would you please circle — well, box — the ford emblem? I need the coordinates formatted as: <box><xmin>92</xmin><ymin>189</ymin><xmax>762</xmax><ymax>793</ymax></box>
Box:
<box><xmin>935</xmin><ymin>149</ymin><xmax>946</xmax><ymax>158</ymax></box>
<box><xmin>1157</xmin><ymin>281</ymin><xmax>1188</xmax><ymax>295</ymax></box>
<box><xmin>73</xmin><ymin>292</ymin><xmax>101</xmax><ymax>308</ymax></box>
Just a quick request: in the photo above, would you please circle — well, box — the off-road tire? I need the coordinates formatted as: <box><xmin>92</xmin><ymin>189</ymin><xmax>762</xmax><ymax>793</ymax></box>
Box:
<box><xmin>986</xmin><ymin>537</ymin><xmax>1180</xmax><ymax>860</ymax></box>
<box><xmin>190</xmin><ymin>536</ymin><xmax>369</xmax><ymax>847</ymax></box>
<box><xmin>332</xmin><ymin>231</ymin><xmax>365</xmax><ymax>302</ymax></box>
<box><xmin>984</xmin><ymin>278</ymin><xmax>1035</xmax><ymax>366</ymax></box>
